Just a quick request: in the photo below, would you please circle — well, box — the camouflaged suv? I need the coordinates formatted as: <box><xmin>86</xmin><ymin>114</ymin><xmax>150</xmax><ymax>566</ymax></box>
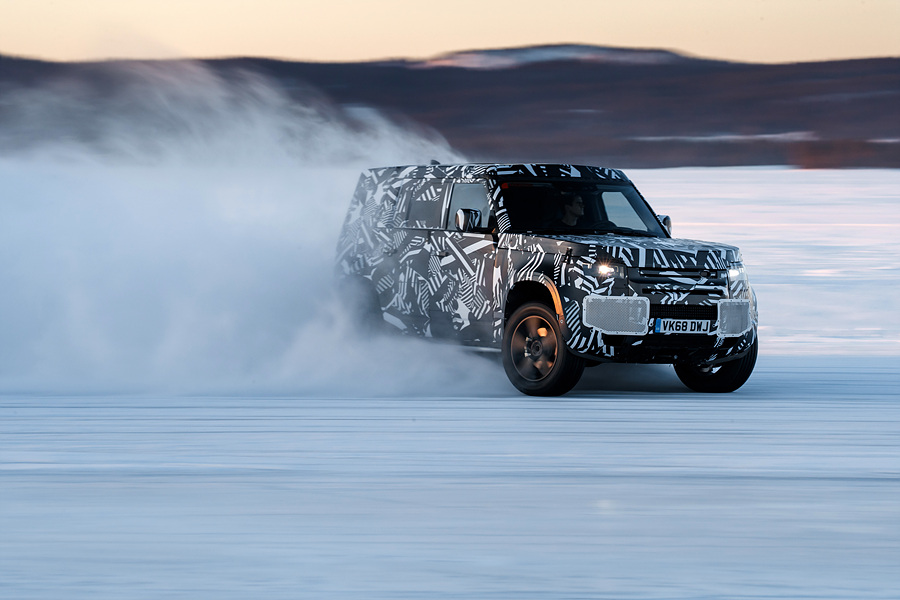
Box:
<box><xmin>336</xmin><ymin>163</ymin><xmax>758</xmax><ymax>395</ymax></box>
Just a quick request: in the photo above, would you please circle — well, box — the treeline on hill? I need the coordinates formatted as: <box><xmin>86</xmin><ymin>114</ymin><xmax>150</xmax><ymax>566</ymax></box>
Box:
<box><xmin>1</xmin><ymin>48</ymin><xmax>899</xmax><ymax>168</ymax></box>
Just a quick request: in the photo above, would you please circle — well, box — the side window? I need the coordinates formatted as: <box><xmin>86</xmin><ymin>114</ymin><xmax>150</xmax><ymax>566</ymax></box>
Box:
<box><xmin>602</xmin><ymin>191</ymin><xmax>646</xmax><ymax>230</ymax></box>
<box><xmin>447</xmin><ymin>182</ymin><xmax>491</xmax><ymax>231</ymax></box>
<box><xmin>398</xmin><ymin>179</ymin><xmax>449</xmax><ymax>229</ymax></box>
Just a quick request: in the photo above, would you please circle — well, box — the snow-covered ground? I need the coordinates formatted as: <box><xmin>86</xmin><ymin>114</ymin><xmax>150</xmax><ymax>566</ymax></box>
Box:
<box><xmin>2</xmin><ymin>356</ymin><xmax>899</xmax><ymax>599</ymax></box>
<box><xmin>1</xmin><ymin>65</ymin><xmax>898</xmax><ymax>598</ymax></box>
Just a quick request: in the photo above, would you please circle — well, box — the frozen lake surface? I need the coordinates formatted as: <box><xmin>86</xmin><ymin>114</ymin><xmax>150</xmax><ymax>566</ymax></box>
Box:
<box><xmin>2</xmin><ymin>355</ymin><xmax>899</xmax><ymax>599</ymax></box>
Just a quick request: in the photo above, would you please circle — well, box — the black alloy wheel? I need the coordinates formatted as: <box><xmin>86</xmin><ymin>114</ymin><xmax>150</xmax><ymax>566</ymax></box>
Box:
<box><xmin>502</xmin><ymin>302</ymin><xmax>585</xmax><ymax>396</ymax></box>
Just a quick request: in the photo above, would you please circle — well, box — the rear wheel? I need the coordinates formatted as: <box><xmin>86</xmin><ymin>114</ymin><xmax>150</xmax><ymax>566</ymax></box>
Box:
<box><xmin>502</xmin><ymin>302</ymin><xmax>585</xmax><ymax>396</ymax></box>
<box><xmin>674</xmin><ymin>338</ymin><xmax>758</xmax><ymax>393</ymax></box>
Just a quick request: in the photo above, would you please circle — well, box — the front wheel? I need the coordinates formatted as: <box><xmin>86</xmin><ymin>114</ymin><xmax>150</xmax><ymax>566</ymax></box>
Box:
<box><xmin>502</xmin><ymin>302</ymin><xmax>585</xmax><ymax>396</ymax></box>
<box><xmin>674</xmin><ymin>338</ymin><xmax>758</xmax><ymax>393</ymax></box>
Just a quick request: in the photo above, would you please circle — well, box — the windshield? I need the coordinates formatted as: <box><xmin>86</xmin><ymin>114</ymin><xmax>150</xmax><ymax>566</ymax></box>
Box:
<box><xmin>498</xmin><ymin>180</ymin><xmax>666</xmax><ymax>237</ymax></box>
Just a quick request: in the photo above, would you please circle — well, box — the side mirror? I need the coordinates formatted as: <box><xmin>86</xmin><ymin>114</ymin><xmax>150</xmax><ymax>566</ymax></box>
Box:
<box><xmin>455</xmin><ymin>208</ymin><xmax>482</xmax><ymax>232</ymax></box>
<box><xmin>658</xmin><ymin>214</ymin><xmax>672</xmax><ymax>236</ymax></box>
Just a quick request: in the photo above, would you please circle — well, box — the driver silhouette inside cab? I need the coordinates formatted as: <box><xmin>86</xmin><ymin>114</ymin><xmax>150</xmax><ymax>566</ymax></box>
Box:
<box><xmin>550</xmin><ymin>194</ymin><xmax>585</xmax><ymax>230</ymax></box>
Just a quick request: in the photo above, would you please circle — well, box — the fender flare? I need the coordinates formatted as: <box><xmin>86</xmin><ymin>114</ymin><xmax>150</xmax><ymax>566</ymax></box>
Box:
<box><xmin>509</xmin><ymin>273</ymin><xmax>566</xmax><ymax>328</ymax></box>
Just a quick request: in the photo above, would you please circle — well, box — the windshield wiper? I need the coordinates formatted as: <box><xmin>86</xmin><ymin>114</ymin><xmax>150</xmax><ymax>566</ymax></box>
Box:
<box><xmin>598</xmin><ymin>227</ymin><xmax>659</xmax><ymax>238</ymax></box>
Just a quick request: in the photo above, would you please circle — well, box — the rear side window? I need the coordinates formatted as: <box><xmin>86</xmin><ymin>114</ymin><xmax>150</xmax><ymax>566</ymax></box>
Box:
<box><xmin>447</xmin><ymin>182</ymin><xmax>491</xmax><ymax>230</ymax></box>
<box><xmin>397</xmin><ymin>179</ymin><xmax>449</xmax><ymax>229</ymax></box>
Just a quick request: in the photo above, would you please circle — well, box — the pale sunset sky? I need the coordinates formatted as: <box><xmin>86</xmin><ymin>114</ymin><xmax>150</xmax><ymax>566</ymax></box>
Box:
<box><xmin>1</xmin><ymin>0</ymin><xmax>898</xmax><ymax>64</ymax></box>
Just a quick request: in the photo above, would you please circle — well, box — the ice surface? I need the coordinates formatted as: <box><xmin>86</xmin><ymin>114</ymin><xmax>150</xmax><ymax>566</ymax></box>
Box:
<box><xmin>2</xmin><ymin>356</ymin><xmax>899</xmax><ymax>599</ymax></box>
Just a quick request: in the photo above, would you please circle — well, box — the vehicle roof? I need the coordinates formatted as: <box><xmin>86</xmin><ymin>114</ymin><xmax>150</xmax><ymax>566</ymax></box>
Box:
<box><xmin>366</xmin><ymin>163</ymin><xmax>630</xmax><ymax>182</ymax></box>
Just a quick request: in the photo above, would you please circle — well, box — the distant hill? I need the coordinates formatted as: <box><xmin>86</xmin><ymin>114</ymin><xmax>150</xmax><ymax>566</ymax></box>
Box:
<box><xmin>2</xmin><ymin>45</ymin><xmax>899</xmax><ymax>167</ymax></box>
<box><xmin>409</xmin><ymin>44</ymin><xmax>689</xmax><ymax>69</ymax></box>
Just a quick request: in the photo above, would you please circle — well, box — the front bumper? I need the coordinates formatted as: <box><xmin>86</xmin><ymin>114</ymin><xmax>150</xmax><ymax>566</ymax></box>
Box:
<box><xmin>568</xmin><ymin>295</ymin><xmax>757</xmax><ymax>365</ymax></box>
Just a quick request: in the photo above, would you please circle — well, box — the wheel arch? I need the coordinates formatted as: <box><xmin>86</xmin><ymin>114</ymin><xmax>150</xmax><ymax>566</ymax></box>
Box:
<box><xmin>504</xmin><ymin>276</ymin><xmax>564</xmax><ymax>326</ymax></box>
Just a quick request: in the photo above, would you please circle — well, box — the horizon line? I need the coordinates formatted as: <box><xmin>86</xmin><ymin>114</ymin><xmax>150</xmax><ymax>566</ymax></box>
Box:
<box><xmin>3</xmin><ymin>42</ymin><xmax>899</xmax><ymax>67</ymax></box>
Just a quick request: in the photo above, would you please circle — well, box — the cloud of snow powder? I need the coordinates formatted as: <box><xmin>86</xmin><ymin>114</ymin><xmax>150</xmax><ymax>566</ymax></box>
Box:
<box><xmin>0</xmin><ymin>61</ymin><xmax>510</xmax><ymax>395</ymax></box>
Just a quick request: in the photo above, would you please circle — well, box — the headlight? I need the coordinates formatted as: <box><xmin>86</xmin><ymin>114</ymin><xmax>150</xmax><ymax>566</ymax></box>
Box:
<box><xmin>727</xmin><ymin>262</ymin><xmax>750</xmax><ymax>298</ymax></box>
<box><xmin>595</xmin><ymin>262</ymin><xmax>626</xmax><ymax>279</ymax></box>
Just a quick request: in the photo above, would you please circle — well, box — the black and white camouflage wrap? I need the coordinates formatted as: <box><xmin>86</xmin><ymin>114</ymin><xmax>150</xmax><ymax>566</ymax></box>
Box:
<box><xmin>336</xmin><ymin>163</ymin><xmax>758</xmax><ymax>365</ymax></box>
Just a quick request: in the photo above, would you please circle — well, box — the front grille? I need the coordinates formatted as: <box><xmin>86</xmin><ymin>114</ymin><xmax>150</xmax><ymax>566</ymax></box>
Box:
<box><xmin>629</xmin><ymin>267</ymin><xmax>727</xmax><ymax>298</ymax></box>
<box><xmin>649</xmin><ymin>304</ymin><xmax>717</xmax><ymax>320</ymax></box>
<box><xmin>630</xmin><ymin>267</ymin><xmax>726</xmax><ymax>283</ymax></box>
<box><xmin>638</xmin><ymin>268</ymin><xmax>722</xmax><ymax>279</ymax></box>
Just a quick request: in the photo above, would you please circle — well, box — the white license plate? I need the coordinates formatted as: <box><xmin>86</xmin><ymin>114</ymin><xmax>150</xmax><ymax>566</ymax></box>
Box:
<box><xmin>654</xmin><ymin>318</ymin><xmax>711</xmax><ymax>334</ymax></box>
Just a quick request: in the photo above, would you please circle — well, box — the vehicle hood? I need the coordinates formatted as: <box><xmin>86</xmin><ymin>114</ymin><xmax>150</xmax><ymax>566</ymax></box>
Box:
<box><xmin>501</xmin><ymin>232</ymin><xmax>741</xmax><ymax>269</ymax></box>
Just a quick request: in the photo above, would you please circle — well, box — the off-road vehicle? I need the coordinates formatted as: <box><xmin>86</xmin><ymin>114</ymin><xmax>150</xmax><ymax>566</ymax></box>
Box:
<box><xmin>336</xmin><ymin>163</ymin><xmax>758</xmax><ymax>395</ymax></box>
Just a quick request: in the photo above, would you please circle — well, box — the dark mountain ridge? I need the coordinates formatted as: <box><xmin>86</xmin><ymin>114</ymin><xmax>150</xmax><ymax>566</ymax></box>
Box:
<box><xmin>2</xmin><ymin>45</ymin><xmax>898</xmax><ymax>167</ymax></box>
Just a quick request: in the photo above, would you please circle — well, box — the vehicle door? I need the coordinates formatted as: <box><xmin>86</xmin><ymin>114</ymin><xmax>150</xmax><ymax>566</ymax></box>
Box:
<box><xmin>427</xmin><ymin>180</ymin><xmax>498</xmax><ymax>344</ymax></box>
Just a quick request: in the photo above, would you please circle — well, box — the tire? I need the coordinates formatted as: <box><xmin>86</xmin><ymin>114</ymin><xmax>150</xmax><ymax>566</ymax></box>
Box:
<box><xmin>502</xmin><ymin>302</ymin><xmax>585</xmax><ymax>396</ymax></box>
<box><xmin>674</xmin><ymin>338</ymin><xmax>758</xmax><ymax>393</ymax></box>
